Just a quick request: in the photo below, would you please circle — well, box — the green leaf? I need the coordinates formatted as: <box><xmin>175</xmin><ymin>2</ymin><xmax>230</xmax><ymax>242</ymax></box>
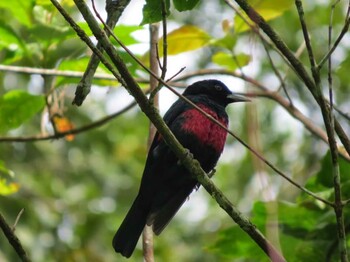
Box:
<box><xmin>28</xmin><ymin>24</ymin><xmax>74</xmax><ymax>44</ymax></box>
<box><xmin>141</xmin><ymin>0</ymin><xmax>170</xmax><ymax>25</ymax></box>
<box><xmin>212</xmin><ymin>52</ymin><xmax>250</xmax><ymax>70</ymax></box>
<box><xmin>0</xmin><ymin>179</ymin><xmax>19</xmax><ymax>196</ymax></box>
<box><xmin>57</xmin><ymin>57</ymin><xmax>122</xmax><ymax>87</ymax></box>
<box><xmin>112</xmin><ymin>25</ymin><xmax>143</xmax><ymax>46</ymax></box>
<box><xmin>251</xmin><ymin>201</ymin><xmax>335</xmax><ymax>261</ymax></box>
<box><xmin>0</xmin><ymin>24</ymin><xmax>24</xmax><ymax>49</ymax></box>
<box><xmin>0</xmin><ymin>161</ymin><xmax>18</xmax><ymax>196</ymax></box>
<box><xmin>173</xmin><ymin>0</ymin><xmax>200</xmax><ymax>11</ymax></box>
<box><xmin>158</xmin><ymin>25</ymin><xmax>212</xmax><ymax>56</ymax></box>
<box><xmin>252</xmin><ymin>201</ymin><xmax>323</xmax><ymax>231</ymax></box>
<box><xmin>0</xmin><ymin>0</ymin><xmax>34</xmax><ymax>26</ymax></box>
<box><xmin>315</xmin><ymin>151</ymin><xmax>350</xmax><ymax>188</ymax></box>
<box><xmin>0</xmin><ymin>90</ymin><xmax>45</xmax><ymax>133</ymax></box>
<box><xmin>234</xmin><ymin>0</ymin><xmax>294</xmax><ymax>33</ymax></box>
<box><xmin>0</xmin><ymin>160</ymin><xmax>15</xmax><ymax>177</ymax></box>
<box><xmin>207</xmin><ymin>226</ymin><xmax>268</xmax><ymax>260</ymax></box>
<box><xmin>211</xmin><ymin>33</ymin><xmax>237</xmax><ymax>51</ymax></box>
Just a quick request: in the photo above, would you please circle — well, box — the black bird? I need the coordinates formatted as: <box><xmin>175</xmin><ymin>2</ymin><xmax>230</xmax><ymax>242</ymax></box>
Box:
<box><xmin>113</xmin><ymin>79</ymin><xmax>249</xmax><ymax>257</ymax></box>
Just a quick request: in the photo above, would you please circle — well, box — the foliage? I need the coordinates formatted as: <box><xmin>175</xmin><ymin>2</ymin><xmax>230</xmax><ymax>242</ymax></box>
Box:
<box><xmin>0</xmin><ymin>0</ymin><xmax>350</xmax><ymax>261</ymax></box>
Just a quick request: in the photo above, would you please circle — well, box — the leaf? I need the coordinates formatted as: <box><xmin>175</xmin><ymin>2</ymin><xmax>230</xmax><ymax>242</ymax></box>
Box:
<box><xmin>173</xmin><ymin>0</ymin><xmax>200</xmax><ymax>11</ymax></box>
<box><xmin>28</xmin><ymin>24</ymin><xmax>74</xmax><ymax>44</ymax></box>
<box><xmin>0</xmin><ymin>24</ymin><xmax>24</xmax><ymax>49</ymax></box>
<box><xmin>0</xmin><ymin>0</ymin><xmax>34</xmax><ymax>26</ymax></box>
<box><xmin>315</xmin><ymin>151</ymin><xmax>350</xmax><ymax>188</ymax></box>
<box><xmin>141</xmin><ymin>0</ymin><xmax>170</xmax><ymax>25</ymax></box>
<box><xmin>211</xmin><ymin>32</ymin><xmax>237</xmax><ymax>51</ymax></box>
<box><xmin>252</xmin><ymin>201</ymin><xmax>323</xmax><ymax>232</ymax></box>
<box><xmin>207</xmin><ymin>226</ymin><xmax>268</xmax><ymax>260</ymax></box>
<box><xmin>0</xmin><ymin>90</ymin><xmax>45</xmax><ymax>133</ymax></box>
<box><xmin>234</xmin><ymin>0</ymin><xmax>294</xmax><ymax>33</ymax></box>
<box><xmin>212</xmin><ymin>52</ymin><xmax>250</xmax><ymax>70</ymax></box>
<box><xmin>112</xmin><ymin>25</ymin><xmax>143</xmax><ymax>46</ymax></box>
<box><xmin>0</xmin><ymin>161</ymin><xmax>18</xmax><ymax>196</ymax></box>
<box><xmin>57</xmin><ymin>57</ymin><xmax>120</xmax><ymax>87</ymax></box>
<box><xmin>0</xmin><ymin>160</ymin><xmax>15</xmax><ymax>177</ymax></box>
<box><xmin>0</xmin><ymin>179</ymin><xmax>19</xmax><ymax>196</ymax></box>
<box><xmin>158</xmin><ymin>25</ymin><xmax>212</xmax><ymax>56</ymax></box>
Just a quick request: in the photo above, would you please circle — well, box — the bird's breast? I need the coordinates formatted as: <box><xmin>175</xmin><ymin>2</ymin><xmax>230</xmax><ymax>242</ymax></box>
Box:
<box><xmin>180</xmin><ymin>104</ymin><xmax>228</xmax><ymax>153</ymax></box>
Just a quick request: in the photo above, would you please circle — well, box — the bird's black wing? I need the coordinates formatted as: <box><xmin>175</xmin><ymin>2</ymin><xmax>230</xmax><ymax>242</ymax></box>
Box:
<box><xmin>144</xmin><ymin>97</ymin><xmax>201</xmax><ymax>234</ymax></box>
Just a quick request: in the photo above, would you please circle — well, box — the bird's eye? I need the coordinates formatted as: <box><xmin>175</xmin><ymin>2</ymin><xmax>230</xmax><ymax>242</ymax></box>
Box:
<box><xmin>214</xmin><ymin>85</ymin><xmax>222</xmax><ymax>91</ymax></box>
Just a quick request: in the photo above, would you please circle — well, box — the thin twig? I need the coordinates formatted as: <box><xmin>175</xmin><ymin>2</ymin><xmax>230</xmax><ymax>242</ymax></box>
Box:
<box><xmin>141</xmin><ymin>21</ymin><xmax>160</xmax><ymax>262</ymax></box>
<box><xmin>295</xmin><ymin>0</ymin><xmax>319</xmax><ymax>84</ymax></box>
<box><xmin>0</xmin><ymin>212</ymin><xmax>31</xmax><ymax>262</ymax></box>
<box><xmin>334</xmin><ymin>105</ymin><xmax>350</xmax><ymax>122</ymax></box>
<box><xmin>261</xmin><ymin>39</ymin><xmax>294</xmax><ymax>107</ymax></box>
<box><xmin>0</xmin><ymin>100</ymin><xmax>138</xmax><ymax>142</ymax></box>
<box><xmin>149</xmin><ymin>0</ymin><xmax>168</xmax><ymax>101</ymax></box>
<box><xmin>327</xmin><ymin>1</ymin><xmax>348</xmax><ymax>261</ymax></box>
<box><xmin>0</xmin><ymin>64</ymin><xmax>114</xmax><ymax>79</ymax></box>
<box><xmin>318</xmin><ymin>1</ymin><xmax>350</xmax><ymax>69</ymax></box>
<box><xmin>166</xmin><ymin>67</ymin><xmax>186</xmax><ymax>82</ymax></box>
<box><xmin>12</xmin><ymin>209</ymin><xmax>24</xmax><ymax>231</ymax></box>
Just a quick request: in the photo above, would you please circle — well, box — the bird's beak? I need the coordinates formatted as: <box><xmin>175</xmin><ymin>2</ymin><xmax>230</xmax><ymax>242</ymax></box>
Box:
<box><xmin>226</xmin><ymin>93</ymin><xmax>250</xmax><ymax>103</ymax></box>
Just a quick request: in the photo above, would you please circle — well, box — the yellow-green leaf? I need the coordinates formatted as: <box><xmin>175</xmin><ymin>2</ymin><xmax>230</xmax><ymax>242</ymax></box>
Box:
<box><xmin>234</xmin><ymin>0</ymin><xmax>294</xmax><ymax>33</ymax></box>
<box><xmin>0</xmin><ymin>179</ymin><xmax>19</xmax><ymax>196</ymax></box>
<box><xmin>212</xmin><ymin>52</ymin><xmax>251</xmax><ymax>71</ymax></box>
<box><xmin>0</xmin><ymin>90</ymin><xmax>45</xmax><ymax>133</ymax></box>
<box><xmin>158</xmin><ymin>25</ymin><xmax>212</xmax><ymax>56</ymax></box>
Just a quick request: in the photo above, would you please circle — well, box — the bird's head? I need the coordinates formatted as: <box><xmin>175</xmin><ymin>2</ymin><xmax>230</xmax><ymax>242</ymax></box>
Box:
<box><xmin>183</xmin><ymin>79</ymin><xmax>250</xmax><ymax>106</ymax></box>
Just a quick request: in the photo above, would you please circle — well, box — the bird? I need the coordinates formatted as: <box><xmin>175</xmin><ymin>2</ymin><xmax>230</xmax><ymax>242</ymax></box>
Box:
<box><xmin>112</xmin><ymin>79</ymin><xmax>249</xmax><ymax>258</ymax></box>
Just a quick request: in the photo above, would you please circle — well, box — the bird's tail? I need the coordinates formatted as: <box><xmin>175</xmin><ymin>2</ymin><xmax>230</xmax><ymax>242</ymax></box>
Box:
<box><xmin>112</xmin><ymin>195</ymin><xmax>148</xmax><ymax>258</ymax></box>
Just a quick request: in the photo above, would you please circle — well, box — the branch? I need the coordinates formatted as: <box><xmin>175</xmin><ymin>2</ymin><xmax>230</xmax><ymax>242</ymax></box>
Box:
<box><xmin>318</xmin><ymin>1</ymin><xmax>350</xmax><ymax>69</ymax></box>
<box><xmin>73</xmin><ymin>0</ymin><xmax>131</xmax><ymax>106</ymax></box>
<box><xmin>0</xmin><ymin>100</ymin><xmax>138</xmax><ymax>142</ymax></box>
<box><xmin>0</xmin><ymin>64</ymin><xmax>118</xmax><ymax>80</ymax></box>
<box><xmin>141</xmin><ymin>20</ymin><xmax>162</xmax><ymax>262</ymax></box>
<box><xmin>326</xmin><ymin>1</ymin><xmax>348</xmax><ymax>260</ymax></box>
<box><xmin>0</xmin><ymin>211</ymin><xmax>31</xmax><ymax>262</ymax></box>
<box><xmin>55</xmin><ymin>1</ymin><xmax>287</xmax><ymax>260</ymax></box>
<box><xmin>295</xmin><ymin>0</ymin><xmax>318</xmax><ymax>84</ymax></box>
<box><xmin>149</xmin><ymin>0</ymin><xmax>168</xmax><ymax>101</ymax></box>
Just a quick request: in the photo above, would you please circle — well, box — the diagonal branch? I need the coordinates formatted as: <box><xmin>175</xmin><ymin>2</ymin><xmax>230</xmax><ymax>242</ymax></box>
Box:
<box><xmin>0</xmin><ymin>100</ymin><xmax>138</xmax><ymax>142</ymax></box>
<box><xmin>318</xmin><ymin>1</ymin><xmax>350</xmax><ymax>69</ymax></box>
<box><xmin>0</xmin><ymin>211</ymin><xmax>31</xmax><ymax>262</ymax></box>
<box><xmin>73</xmin><ymin>0</ymin><xmax>131</xmax><ymax>106</ymax></box>
<box><xmin>295</xmin><ymin>0</ymin><xmax>318</xmax><ymax>84</ymax></box>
